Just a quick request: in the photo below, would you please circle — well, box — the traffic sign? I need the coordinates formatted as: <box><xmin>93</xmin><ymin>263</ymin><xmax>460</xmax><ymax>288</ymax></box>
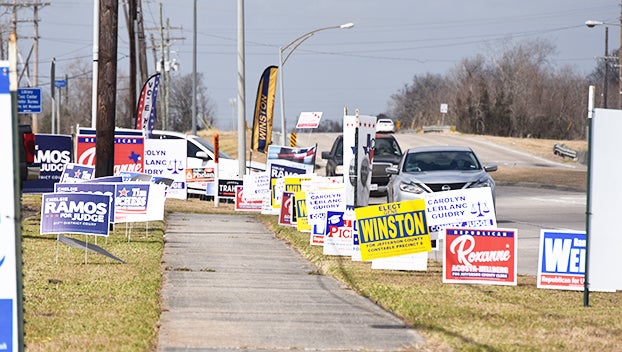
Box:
<box><xmin>17</xmin><ymin>87</ymin><xmax>42</xmax><ymax>114</ymax></box>
<box><xmin>54</xmin><ymin>79</ymin><xmax>66</xmax><ymax>88</ymax></box>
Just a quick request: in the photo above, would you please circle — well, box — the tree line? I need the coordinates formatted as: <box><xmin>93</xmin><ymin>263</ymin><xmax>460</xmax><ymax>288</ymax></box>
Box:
<box><xmin>388</xmin><ymin>39</ymin><xmax>613</xmax><ymax>140</ymax></box>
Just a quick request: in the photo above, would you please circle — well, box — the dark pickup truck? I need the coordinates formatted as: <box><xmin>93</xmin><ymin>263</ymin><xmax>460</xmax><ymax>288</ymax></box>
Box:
<box><xmin>321</xmin><ymin>133</ymin><xmax>403</xmax><ymax>195</ymax></box>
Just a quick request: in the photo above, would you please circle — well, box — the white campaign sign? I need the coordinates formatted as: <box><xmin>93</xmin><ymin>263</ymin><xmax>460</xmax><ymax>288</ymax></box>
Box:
<box><xmin>0</xmin><ymin>60</ymin><xmax>20</xmax><ymax>351</ymax></box>
<box><xmin>144</xmin><ymin>139</ymin><xmax>187</xmax><ymax>199</ymax></box>
<box><xmin>424</xmin><ymin>187</ymin><xmax>497</xmax><ymax>239</ymax></box>
<box><xmin>588</xmin><ymin>108</ymin><xmax>622</xmax><ymax>292</ymax></box>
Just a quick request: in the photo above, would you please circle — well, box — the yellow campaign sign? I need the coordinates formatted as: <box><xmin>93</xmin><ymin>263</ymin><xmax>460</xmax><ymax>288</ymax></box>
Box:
<box><xmin>355</xmin><ymin>199</ymin><xmax>431</xmax><ymax>261</ymax></box>
<box><xmin>295</xmin><ymin>191</ymin><xmax>311</xmax><ymax>232</ymax></box>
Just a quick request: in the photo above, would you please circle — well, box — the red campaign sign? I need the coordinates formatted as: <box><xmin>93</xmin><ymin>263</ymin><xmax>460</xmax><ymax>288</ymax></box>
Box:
<box><xmin>76</xmin><ymin>136</ymin><xmax>144</xmax><ymax>175</ymax></box>
<box><xmin>278</xmin><ymin>192</ymin><xmax>295</xmax><ymax>226</ymax></box>
<box><xmin>443</xmin><ymin>228</ymin><xmax>517</xmax><ymax>286</ymax></box>
<box><xmin>234</xmin><ymin>186</ymin><xmax>262</xmax><ymax>212</ymax></box>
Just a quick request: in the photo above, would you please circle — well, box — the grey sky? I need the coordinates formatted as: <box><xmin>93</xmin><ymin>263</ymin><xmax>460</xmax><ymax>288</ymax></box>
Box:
<box><xmin>13</xmin><ymin>0</ymin><xmax>620</xmax><ymax>131</ymax></box>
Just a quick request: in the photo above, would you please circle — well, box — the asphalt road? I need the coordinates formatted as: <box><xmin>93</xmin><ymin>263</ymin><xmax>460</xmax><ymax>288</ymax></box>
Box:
<box><xmin>297</xmin><ymin>131</ymin><xmax>583</xmax><ymax>171</ymax></box>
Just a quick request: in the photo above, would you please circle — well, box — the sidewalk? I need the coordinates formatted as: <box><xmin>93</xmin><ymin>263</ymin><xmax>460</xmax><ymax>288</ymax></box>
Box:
<box><xmin>157</xmin><ymin>212</ymin><xmax>426</xmax><ymax>351</ymax></box>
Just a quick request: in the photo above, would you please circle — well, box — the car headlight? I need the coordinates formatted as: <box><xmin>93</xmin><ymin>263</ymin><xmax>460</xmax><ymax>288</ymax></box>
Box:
<box><xmin>471</xmin><ymin>176</ymin><xmax>494</xmax><ymax>188</ymax></box>
<box><xmin>399</xmin><ymin>181</ymin><xmax>427</xmax><ymax>194</ymax></box>
<box><xmin>335</xmin><ymin>165</ymin><xmax>344</xmax><ymax>175</ymax></box>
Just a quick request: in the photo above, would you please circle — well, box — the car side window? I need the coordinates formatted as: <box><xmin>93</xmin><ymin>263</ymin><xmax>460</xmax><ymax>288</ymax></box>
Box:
<box><xmin>334</xmin><ymin>138</ymin><xmax>343</xmax><ymax>157</ymax></box>
<box><xmin>188</xmin><ymin>141</ymin><xmax>211</xmax><ymax>161</ymax></box>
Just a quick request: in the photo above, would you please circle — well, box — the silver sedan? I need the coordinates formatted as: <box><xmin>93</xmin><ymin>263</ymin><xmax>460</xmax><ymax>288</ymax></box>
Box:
<box><xmin>386</xmin><ymin>145</ymin><xmax>497</xmax><ymax>202</ymax></box>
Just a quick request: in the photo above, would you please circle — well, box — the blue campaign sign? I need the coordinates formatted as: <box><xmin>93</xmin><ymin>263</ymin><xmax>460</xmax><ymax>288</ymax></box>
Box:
<box><xmin>54</xmin><ymin>183</ymin><xmax>117</xmax><ymax>224</ymax></box>
<box><xmin>22</xmin><ymin>134</ymin><xmax>73</xmax><ymax>194</ymax></box>
<box><xmin>537</xmin><ymin>230</ymin><xmax>586</xmax><ymax>290</ymax></box>
<box><xmin>40</xmin><ymin>193</ymin><xmax>112</xmax><ymax>236</ymax></box>
<box><xmin>17</xmin><ymin>87</ymin><xmax>42</xmax><ymax>113</ymax></box>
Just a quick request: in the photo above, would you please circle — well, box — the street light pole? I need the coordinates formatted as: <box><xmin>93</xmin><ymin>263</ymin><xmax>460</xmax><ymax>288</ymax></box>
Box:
<box><xmin>277</xmin><ymin>22</ymin><xmax>354</xmax><ymax>145</ymax></box>
<box><xmin>586</xmin><ymin>19</ymin><xmax>622</xmax><ymax>109</ymax></box>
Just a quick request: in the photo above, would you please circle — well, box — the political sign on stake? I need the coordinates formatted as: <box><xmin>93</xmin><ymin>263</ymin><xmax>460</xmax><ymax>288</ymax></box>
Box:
<box><xmin>218</xmin><ymin>179</ymin><xmax>243</xmax><ymax>199</ymax></box>
<box><xmin>307</xmin><ymin>188</ymin><xmax>345</xmax><ymax>245</ymax></box>
<box><xmin>279</xmin><ymin>192</ymin><xmax>295</xmax><ymax>226</ymax></box>
<box><xmin>443</xmin><ymin>227</ymin><xmax>517</xmax><ymax>286</ymax></box>
<box><xmin>54</xmin><ymin>183</ymin><xmax>117</xmax><ymax>224</ymax></box>
<box><xmin>234</xmin><ymin>186</ymin><xmax>263</xmax><ymax>212</ymax></box>
<box><xmin>355</xmin><ymin>199</ymin><xmax>431</xmax><ymax>261</ymax></box>
<box><xmin>323</xmin><ymin>211</ymin><xmax>354</xmax><ymax>256</ymax></box>
<box><xmin>59</xmin><ymin>163</ymin><xmax>95</xmax><ymax>183</ymax></box>
<box><xmin>537</xmin><ymin>230</ymin><xmax>585</xmax><ymax>290</ymax></box>
<box><xmin>295</xmin><ymin>191</ymin><xmax>311</xmax><ymax>233</ymax></box>
<box><xmin>424</xmin><ymin>188</ymin><xmax>497</xmax><ymax>240</ymax></box>
<box><xmin>41</xmin><ymin>193</ymin><xmax>112</xmax><ymax>236</ymax></box>
<box><xmin>22</xmin><ymin>134</ymin><xmax>73</xmax><ymax>193</ymax></box>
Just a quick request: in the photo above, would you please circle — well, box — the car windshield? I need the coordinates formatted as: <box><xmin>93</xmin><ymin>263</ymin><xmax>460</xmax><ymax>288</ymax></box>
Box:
<box><xmin>375</xmin><ymin>137</ymin><xmax>401</xmax><ymax>156</ymax></box>
<box><xmin>191</xmin><ymin>136</ymin><xmax>233</xmax><ymax>159</ymax></box>
<box><xmin>403</xmin><ymin>150</ymin><xmax>481</xmax><ymax>172</ymax></box>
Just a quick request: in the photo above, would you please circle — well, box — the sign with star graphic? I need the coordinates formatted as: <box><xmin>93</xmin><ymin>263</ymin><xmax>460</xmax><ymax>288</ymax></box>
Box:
<box><xmin>76</xmin><ymin>130</ymin><xmax>145</xmax><ymax>175</ymax></box>
<box><xmin>59</xmin><ymin>163</ymin><xmax>95</xmax><ymax>183</ymax></box>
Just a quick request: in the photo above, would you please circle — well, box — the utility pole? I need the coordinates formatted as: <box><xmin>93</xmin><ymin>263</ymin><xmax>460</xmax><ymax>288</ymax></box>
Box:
<box><xmin>136</xmin><ymin>0</ymin><xmax>148</xmax><ymax>83</ymax></box>
<box><xmin>122</xmin><ymin>0</ymin><xmax>137</xmax><ymax>122</ymax></box>
<box><xmin>147</xmin><ymin>3</ymin><xmax>182</xmax><ymax>131</ymax></box>
<box><xmin>96</xmin><ymin>0</ymin><xmax>118</xmax><ymax>177</ymax></box>
<box><xmin>604</xmin><ymin>27</ymin><xmax>609</xmax><ymax>108</ymax></box>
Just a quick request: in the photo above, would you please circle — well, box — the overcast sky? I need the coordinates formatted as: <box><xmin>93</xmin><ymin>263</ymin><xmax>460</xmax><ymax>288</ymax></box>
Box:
<box><xmin>12</xmin><ymin>0</ymin><xmax>620</xmax><ymax>131</ymax></box>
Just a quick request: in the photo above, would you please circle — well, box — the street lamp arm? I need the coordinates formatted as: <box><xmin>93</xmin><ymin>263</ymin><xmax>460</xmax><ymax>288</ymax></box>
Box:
<box><xmin>280</xmin><ymin>23</ymin><xmax>354</xmax><ymax>65</ymax></box>
<box><xmin>277</xmin><ymin>22</ymin><xmax>354</xmax><ymax>145</ymax></box>
<box><xmin>281</xmin><ymin>32</ymin><xmax>316</xmax><ymax>66</ymax></box>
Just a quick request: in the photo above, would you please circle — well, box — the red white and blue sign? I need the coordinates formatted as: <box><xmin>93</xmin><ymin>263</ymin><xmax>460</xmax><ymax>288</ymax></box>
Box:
<box><xmin>54</xmin><ymin>183</ymin><xmax>117</xmax><ymax>224</ymax></box>
<box><xmin>40</xmin><ymin>193</ymin><xmax>112</xmax><ymax>236</ymax></box>
<box><xmin>443</xmin><ymin>227</ymin><xmax>517</xmax><ymax>286</ymax></box>
<box><xmin>537</xmin><ymin>230</ymin><xmax>586</xmax><ymax>290</ymax></box>
<box><xmin>76</xmin><ymin>130</ymin><xmax>145</xmax><ymax>175</ymax></box>
<box><xmin>59</xmin><ymin>163</ymin><xmax>95</xmax><ymax>183</ymax></box>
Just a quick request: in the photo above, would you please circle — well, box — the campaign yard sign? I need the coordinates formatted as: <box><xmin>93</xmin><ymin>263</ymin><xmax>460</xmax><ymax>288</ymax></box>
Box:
<box><xmin>323</xmin><ymin>211</ymin><xmax>354</xmax><ymax>256</ymax></box>
<box><xmin>40</xmin><ymin>193</ymin><xmax>112</xmax><ymax>236</ymax></box>
<box><xmin>217</xmin><ymin>179</ymin><xmax>243</xmax><ymax>199</ymax></box>
<box><xmin>294</xmin><ymin>191</ymin><xmax>311</xmax><ymax>233</ymax></box>
<box><xmin>278</xmin><ymin>191</ymin><xmax>295</xmax><ymax>226</ymax></box>
<box><xmin>76</xmin><ymin>131</ymin><xmax>145</xmax><ymax>175</ymax></box>
<box><xmin>443</xmin><ymin>228</ymin><xmax>517</xmax><ymax>286</ymax></box>
<box><xmin>143</xmin><ymin>138</ymin><xmax>187</xmax><ymax>199</ymax></box>
<box><xmin>59</xmin><ymin>163</ymin><xmax>95</xmax><ymax>183</ymax></box>
<box><xmin>355</xmin><ymin>199</ymin><xmax>431</xmax><ymax>261</ymax></box>
<box><xmin>424</xmin><ymin>188</ymin><xmax>497</xmax><ymax>239</ymax></box>
<box><xmin>243</xmin><ymin>172</ymin><xmax>270</xmax><ymax>200</ymax></box>
<box><xmin>22</xmin><ymin>134</ymin><xmax>73</xmax><ymax>193</ymax></box>
<box><xmin>234</xmin><ymin>186</ymin><xmax>262</xmax><ymax>212</ymax></box>
<box><xmin>54</xmin><ymin>183</ymin><xmax>116</xmax><ymax>224</ymax></box>
<box><xmin>306</xmin><ymin>188</ymin><xmax>345</xmax><ymax>245</ymax></box>
<box><xmin>537</xmin><ymin>230</ymin><xmax>585</xmax><ymax>290</ymax></box>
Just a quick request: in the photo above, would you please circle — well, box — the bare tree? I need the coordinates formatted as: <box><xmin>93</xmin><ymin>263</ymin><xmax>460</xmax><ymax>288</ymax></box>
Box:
<box><xmin>388</xmin><ymin>38</ymin><xmax>588</xmax><ymax>140</ymax></box>
<box><xmin>167</xmin><ymin>72</ymin><xmax>215</xmax><ymax>132</ymax></box>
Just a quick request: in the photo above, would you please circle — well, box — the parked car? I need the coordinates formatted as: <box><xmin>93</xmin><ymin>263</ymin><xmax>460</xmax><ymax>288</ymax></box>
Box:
<box><xmin>376</xmin><ymin>118</ymin><xmax>395</xmax><ymax>133</ymax></box>
<box><xmin>150</xmin><ymin>130</ymin><xmax>265</xmax><ymax>196</ymax></box>
<box><xmin>321</xmin><ymin>133</ymin><xmax>403</xmax><ymax>194</ymax></box>
<box><xmin>386</xmin><ymin>145</ymin><xmax>497</xmax><ymax>202</ymax></box>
